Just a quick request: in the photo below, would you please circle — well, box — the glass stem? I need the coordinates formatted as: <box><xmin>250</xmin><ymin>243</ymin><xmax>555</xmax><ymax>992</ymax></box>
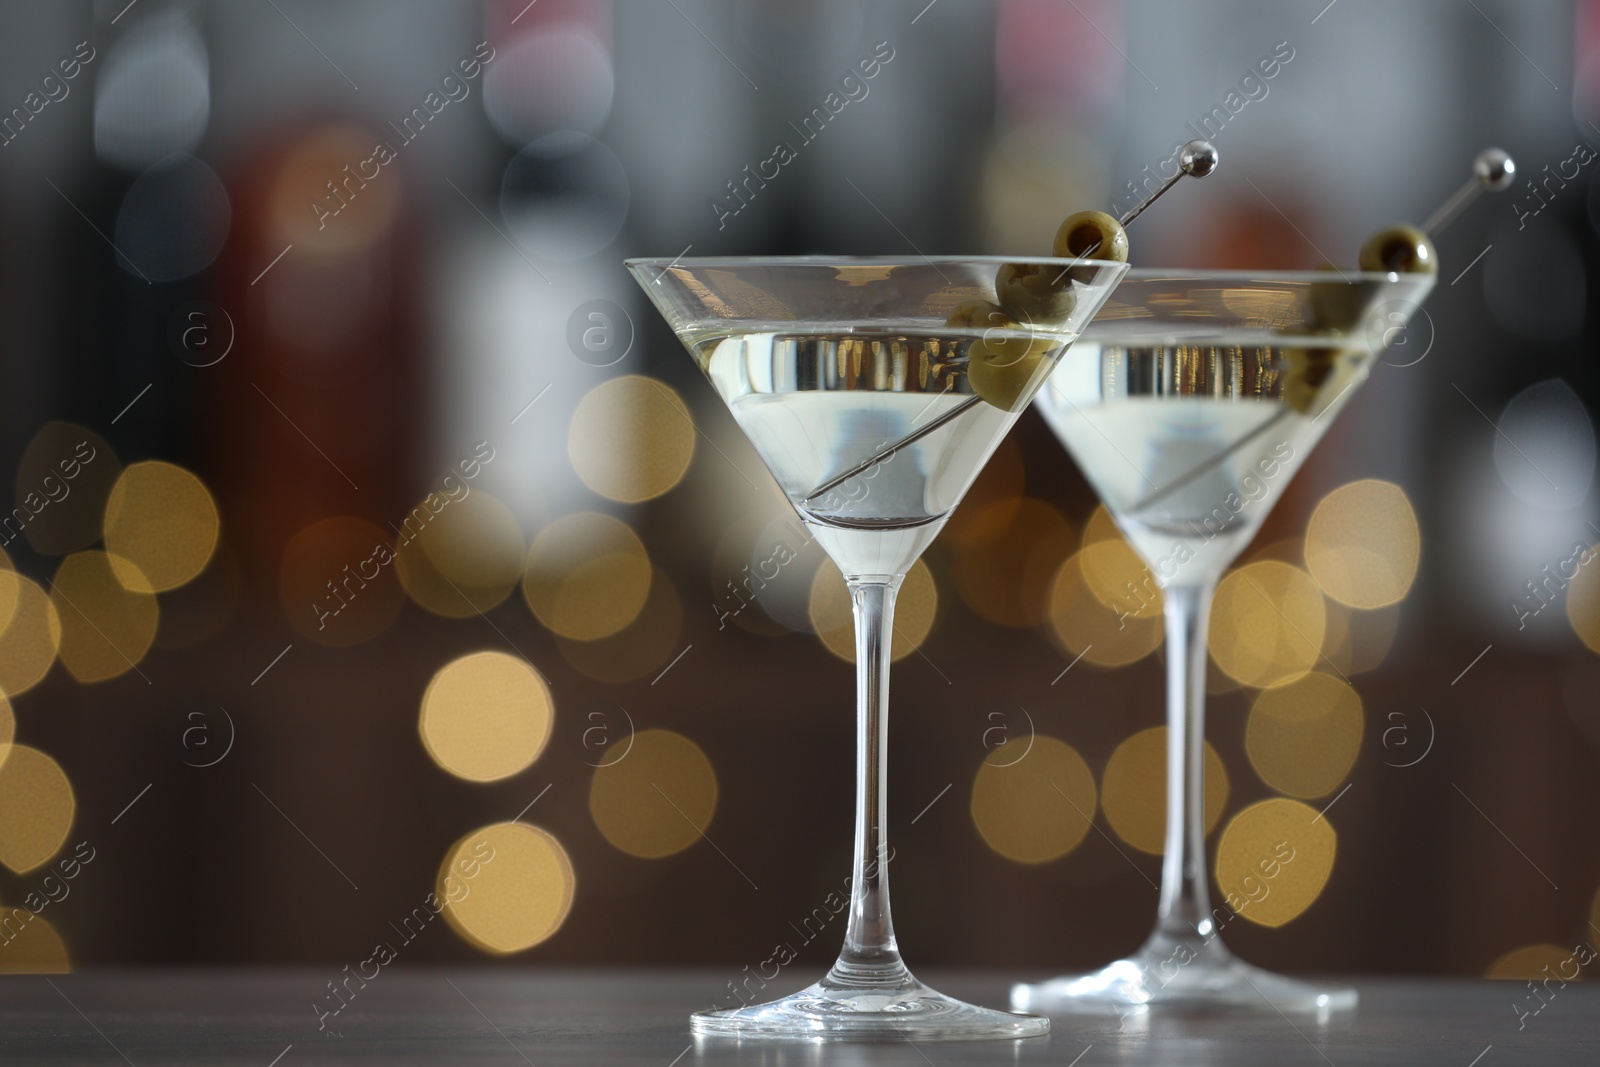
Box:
<box><xmin>827</xmin><ymin>577</ymin><xmax>911</xmax><ymax>989</ymax></box>
<box><xmin>1151</xmin><ymin>577</ymin><xmax>1228</xmax><ymax>954</ymax></box>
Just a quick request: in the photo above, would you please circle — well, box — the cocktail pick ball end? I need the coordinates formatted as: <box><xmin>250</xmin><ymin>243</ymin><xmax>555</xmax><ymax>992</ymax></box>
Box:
<box><xmin>1180</xmin><ymin>140</ymin><xmax>1219</xmax><ymax>178</ymax></box>
<box><xmin>1475</xmin><ymin>148</ymin><xmax>1514</xmax><ymax>192</ymax></box>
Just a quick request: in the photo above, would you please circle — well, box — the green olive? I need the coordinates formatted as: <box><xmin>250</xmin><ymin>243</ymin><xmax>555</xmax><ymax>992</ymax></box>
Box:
<box><xmin>1307</xmin><ymin>263</ymin><xmax>1367</xmax><ymax>332</ymax></box>
<box><xmin>1052</xmin><ymin>210</ymin><xmax>1129</xmax><ymax>263</ymax></box>
<box><xmin>1281</xmin><ymin>346</ymin><xmax>1335</xmax><ymax>414</ymax></box>
<box><xmin>947</xmin><ymin>299</ymin><xmax>1051</xmax><ymax>411</ymax></box>
<box><xmin>1357</xmin><ymin>224</ymin><xmax>1436</xmax><ymax>274</ymax></box>
<box><xmin>995</xmin><ymin>261</ymin><xmax>1077</xmax><ymax>326</ymax></box>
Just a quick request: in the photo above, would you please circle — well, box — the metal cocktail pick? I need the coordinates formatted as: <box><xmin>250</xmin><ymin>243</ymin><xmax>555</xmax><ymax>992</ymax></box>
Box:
<box><xmin>1124</xmin><ymin>146</ymin><xmax>1518</xmax><ymax>515</ymax></box>
<box><xmin>802</xmin><ymin>141</ymin><xmax>1220</xmax><ymax>504</ymax></box>
<box><xmin>1421</xmin><ymin>147</ymin><xmax>1516</xmax><ymax>236</ymax></box>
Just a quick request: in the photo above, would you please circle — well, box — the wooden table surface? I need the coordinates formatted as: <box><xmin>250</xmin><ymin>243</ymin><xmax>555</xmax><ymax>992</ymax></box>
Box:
<box><xmin>0</xmin><ymin>968</ymin><xmax>1592</xmax><ymax>1065</ymax></box>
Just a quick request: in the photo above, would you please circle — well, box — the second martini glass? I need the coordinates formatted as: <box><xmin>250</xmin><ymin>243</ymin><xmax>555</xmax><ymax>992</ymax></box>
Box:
<box><xmin>628</xmin><ymin>255</ymin><xmax>1127</xmax><ymax>1039</ymax></box>
<box><xmin>1017</xmin><ymin>267</ymin><xmax>1434</xmax><ymax>1015</ymax></box>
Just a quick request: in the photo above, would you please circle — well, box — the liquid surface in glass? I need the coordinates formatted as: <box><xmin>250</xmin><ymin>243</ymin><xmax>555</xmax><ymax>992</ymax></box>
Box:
<box><xmin>695</xmin><ymin>329</ymin><xmax>1067</xmax><ymax>576</ymax></box>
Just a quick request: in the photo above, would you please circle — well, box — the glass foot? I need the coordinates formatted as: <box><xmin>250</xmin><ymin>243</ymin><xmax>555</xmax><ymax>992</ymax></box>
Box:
<box><xmin>694</xmin><ymin>974</ymin><xmax>1049</xmax><ymax>1041</ymax></box>
<box><xmin>1011</xmin><ymin>934</ymin><xmax>1356</xmax><ymax>1017</ymax></box>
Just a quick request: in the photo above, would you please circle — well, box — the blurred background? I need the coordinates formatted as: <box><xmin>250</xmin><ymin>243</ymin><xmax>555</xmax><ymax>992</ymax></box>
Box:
<box><xmin>0</xmin><ymin>0</ymin><xmax>1595</xmax><ymax>988</ymax></box>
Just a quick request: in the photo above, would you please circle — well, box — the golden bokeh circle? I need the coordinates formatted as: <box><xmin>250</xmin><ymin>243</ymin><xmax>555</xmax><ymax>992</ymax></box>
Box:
<box><xmin>395</xmin><ymin>490</ymin><xmax>525</xmax><ymax>618</ymax></box>
<box><xmin>13</xmin><ymin>422</ymin><xmax>120</xmax><ymax>556</ymax></box>
<box><xmin>0</xmin><ymin>745</ymin><xmax>75</xmax><ymax>874</ymax></box>
<box><xmin>52</xmin><ymin>552</ymin><xmax>159</xmax><ymax>684</ymax></box>
<box><xmin>1305</xmin><ymin>479</ymin><xmax>1420</xmax><ymax>609</ymax></box>
<box><xmin>1081</xmin><ymin>504</ymin><xmax>1122</xmax><ymax>547</ymax></box>
<box><xmin>419</xmin><ymin>652</ymin><xmax>553</xmax><ymax>783</ymax></box>
<box><xmin>1246</xmin><ymin>673</ymin><xmax>1364</xmax><ymax>799</ymax></box>
<box><xmin>1047</xmin><ymin>550</ymin><xmax>1163</xmax><ymax>668</ymax></box>
<box><xmin>589</xmin><ymin>729</ymin><xmax>716</xmax><ymax>859</ymax></box>
<box><xmin>1100</xmin><ymin>727</ymin><xmax>1229</xmax><ymax>855</ymax></box>
<box><xmin>568</xmin><ymin>376</ymin><xmax>696</xmax><ymax>503</ymax></box>
<box><xmin>279</xmin><ymin>517</ymin><xmax>405</xmax><ymax>647</ymax></box>
<box><xmin>0</xmin><ymin>692</ymin><xmax>13</xmax><ymax>772</ymax></box>
<box><xmin>952</xmin><ymin>498</ymin><xmax>1076</xmax><ymax>628</ymax></box>
<box><xmin>557</xmin><ymin>567</ymin><xmax>684</xmax><ymax>684</ymax></box>
<box><xmin>1210</xmin><ymin>561</ymin><xmax>1326</xmax><ymax>688</ymax></box>
<box><xmin>438</xmin><ymin>822</ymin><xmax>575</xmax><ymax>954</ymax></box>
<box><xmin>523</xmin><ymin>512</ymin><xmax>651</xmax><ymax>641</ymax></box>
<box><xmin>1484</xmin><ymin>944</ymin><xmax>1579</xmax><ymax>980</ymax></box>
<box><xmin>1214</xmin><ymin>797</ymin><xmax>1335</xmax><ymax>928</ymax></box>
<box><xmin>0</xmin><ymin>911</ymin><xmax>69</xmax><ymax>973</ymax></box>
<box><xmin>1080</xmin><ymin>536</ymin><xmax>1163</xmax><ymax>621</ymax></box>
<box><xmin>809</xmin><ymin>559</ymin><xmax>937</xmax><ymax>663</ymax></box>
<box><xmin>943</xmin><ymin>435</ymin><xmax>1024</xmax><ymax>548</ymax></box>
<box><xmin>1567</xmin><ymin>545</ymin><xmax>1600</xmax><ymax>654</ymax></box>
<box><xmin>103</xmin><ymin>461</ymin><xmax>220</xmax><ymax>592</ymax></box>
<box><xmin>970</xmin><ymin>735</ymin><xmax>1096</xmax><ymax>864</ymax></box>
<box><xmin>0</xmin><ymin>572</ymin><xmax>61</xmax><ymax>698</ymax></box>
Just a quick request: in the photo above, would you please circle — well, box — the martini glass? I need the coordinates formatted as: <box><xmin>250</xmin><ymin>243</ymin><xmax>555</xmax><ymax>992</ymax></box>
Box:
<box><xmin>1015</xmin><ymin>268</ymin><xmax>1434</xmax><ymax>1016</ymax></box>
<box><xmin>628</xmin><ymin>255</ymin><xmax>1128</xmax><ymax>1039</ymax></box>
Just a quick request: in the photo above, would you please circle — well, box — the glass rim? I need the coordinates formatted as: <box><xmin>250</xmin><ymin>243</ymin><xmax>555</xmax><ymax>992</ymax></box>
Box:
<box><xmin>625</xmin><ymin>257</ymin><xmax>1423</xmax><ymax>286</ymax></box>
<box><xmin>623</xmin><ymin>254</ymin><xmax>1131</xmax><ymax>270</ymax></box>
<box><xmin>1117</xmin><ymin>266</ymin><xmax>1425</xmax><ymax>285</ymax></box>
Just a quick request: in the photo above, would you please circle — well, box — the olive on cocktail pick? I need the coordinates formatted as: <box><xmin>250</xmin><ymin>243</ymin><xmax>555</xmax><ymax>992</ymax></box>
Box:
<box><xmin>1357</xmin><ymin>224</ymin><xmax>1436</xmax><ymax>274</ymax></box>
<box><xmin>963</xmin><ymin>140</ymin><xmax>1221</xmax><ymax>411</ymax></box>
<box><xmin>948</xmin><ymin>299</ymin><xmax>1051</xmax><ymax>412</ymax></box>
<box><xmin>1052</xmin><ymin>210</ymin><xmax>1129</xmax><ymax>263</ymax></box>
<box><xmin>1289</xmin><ymin>148</ymin><xmax>1518</xmax><ymax>417</ymax></box>
<box><xmin>1355</xmin><ymin>146</ymin><xmax>1517</xmax><ymax>275</ymax></box>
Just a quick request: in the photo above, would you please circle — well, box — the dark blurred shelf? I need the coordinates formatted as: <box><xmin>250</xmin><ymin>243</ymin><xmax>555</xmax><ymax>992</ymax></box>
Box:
<box><xmin>1</xmin><ymin>967</ymin><xmax>1594</xmax><ymax>1064</ymax></box>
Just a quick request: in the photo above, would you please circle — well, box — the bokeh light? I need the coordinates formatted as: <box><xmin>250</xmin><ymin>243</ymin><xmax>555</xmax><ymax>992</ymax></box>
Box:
<box><xmin>0</xmin><ymin>911</ymin><xmax>69</xmax><ymax>973</ymax></box>
<box><xmin>1246</xmin><ymin>673</ymin><xmax>1364</xmax><ymax>798</ymax></box>
<box><xmin>13</xmin><ymin>423</ymin><xmax>119</xmax><ymax>556</ymax></box>
<box><xmin>1484</xmin><ymin>944</ymin><xmax>1580</xmax><ymax>980</ymax></box>
<box><xmin>395</xmin><ymin>490</ymin><xmax>524</xmax><ymax>618</ymax></box>
<box><xmin>1567</xmin><ymin>544</ymin><xmax>1600</xmax><ymax>654</ymax></box>
<box><xmin>500</xmin><ymin>132</ymin><xmax>631</xmax><ymax>260</ymax></box>
<box><xmin>419</xmin><ymin>652</ymin><xmax>553</xmax><ymax>783</ymax></box>
<box><xmin>439</xmin><ymin>822</ymin><xmax>575</xmax><ymax>955</ymax></box>
<box><xmin>1215</xmin><ymin>797</ymin><xmax>1335</xmax><ymax>928</ymax></box>
<box><xmin>1491</xmin><ymin>379</ymin><xmax>1595</xmax><ymax>510</ymax></box>
<box><xmin>0</xmin><ymin>745</ymin><xmax>74</xmax><ymax>874</ymax></box>
<box><xmin>1080</xmin><ymin>535</ymin><xmax>1162</xmax><ymax>621</ymax></box>
<box><xmin>1321</xmin><ymin>600</ymin><xmax>1400</xmax><ymax>676</ymax></box>
<box><xmin>268</xmin><ymin>124</ymin><xmax>401</xmax><ymax>254</ymax></box>
<box><xmin>114</xmin><ymin>154</ymin><xmax>232</xmax><ymax>282</ymax></box>
<box><xmin>589</xmin><ymin>729</ymin><xmax>716</xmax><ymax>859</ymax></box>
<box><xmin>103</xmin><ymin>461</ymin><xmax>219</xmax><ymax>592</ymax></box>
<box><xmin>942</xmin><ymin>436</ymin><xmax>1024</xmax><ymax>548</ymax></box>
<box><xmin>1209</xmin><ymin>560</ymin><xmax>1326</xmax><ymax>688</ymax></box>
<box><xmin>483</xmin><ymin>26</ymin><xmax>615</xmax><ymax>143</ymax></box>
<box><xmin>809</xmin><ymin>559</ymin><xmax>936</xmax><ymax>662</ymax></box>
<box><xmin>953</xmin><ymin>498</ymin><xmax>1075</xmax><ymax>627</ymax></box>
<box><xmin>279</xmin><ymin>518</ymin><xmax>404</xmax><ymax>647</ymax></box>
<box><xmin>524</xmin><ymin>512</ymin><xmax>651</xmax><ymax>640</ymax></box>
<box><xmin>93</xmin><ymin>12</ymin><xmax>209</xmax><ymax>170</ymax></box>
<box><xmin>1305</xmin><ymin>480</ymin><xmax>1421</xmax><ymax>609</ymax></box>
<box><xmin>708</xmin><ymin>510</ymin><xmax>815</xmax><ymax>637</ymax></box>
<box><xmin>51</xmin><ymin>552</ymin><xmax>158</xmax><ymax>684</ymax></box>
<box><xmin>1100</xmin><ymin>727</ymin><xmax>1229</xmax><ymax>855</ymax></box>
<box><xmin>567</xmin><ymin>376</ymin><xmax>696</xmax><ymax>504</ymax></box>
<box><xmin>0</xmin><ymin>692</ymin><xmax>13</xmax><ymax>770</ymax></box>
<box><xmin>1081</xmin><ymin>504</ymin><xmax>1123</xmax><ymax>547</ymax></box>
<box><xmin>971</xmin><ymin>735</ymin><xmax>1096</xmax><ymax>864</ymax></box>
<box><xmin>1047</xmin><ymin>549</ymin><xmax>1163</xmax><ymax>667</ymax></box>
<box><xmin>557</xmin><ymin>567</ymin><xmax>683</xmax><ymax>684</ymax></box>
<box><xmin>0</xmin><ymin>572</ymin><xmax>61</xmax><ymax>697</ymax></box>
